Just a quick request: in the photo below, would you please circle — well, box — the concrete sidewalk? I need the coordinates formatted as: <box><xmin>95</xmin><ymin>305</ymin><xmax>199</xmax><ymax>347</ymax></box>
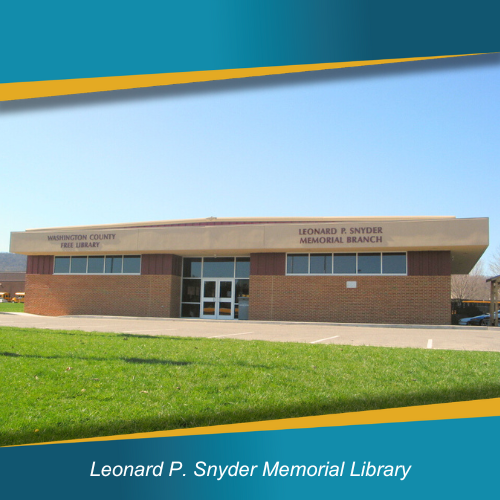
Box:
<box><xmin>1</xmin><ymin>312</ymin><xmax>499</xmax><ymax>352</ymax></box>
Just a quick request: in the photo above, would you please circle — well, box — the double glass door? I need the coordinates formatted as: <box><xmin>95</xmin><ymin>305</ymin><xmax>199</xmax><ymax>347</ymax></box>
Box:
<box><xmin>201</xmin><ymin>279</ymin><xmax>234</xmax><ymax>319</ymax></box>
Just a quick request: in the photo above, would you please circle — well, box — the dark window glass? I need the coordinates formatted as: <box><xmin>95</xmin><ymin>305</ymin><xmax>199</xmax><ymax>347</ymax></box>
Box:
<box><xmin>203</xmin><ymin>302</ymin><xmax>216</xmax><ymax>316</ymax></box>
<box><xmin>105</xmin><ymin>256</ymin><xmax>122</xmax><ymax>273</ymax></box>
<box><xmin>183</xmin><ymin>258</ymin><xmax>202</xmax><ymax>278</ymax></box>
<box><xmin>203</xmin><ymin>258</ymin><xmax>235</xmax><ymax>278</ymax></box>
<box><xmin>382</xmin><ymin>253</ymin><xmax>406</xmax><ymax>274</ymax></box>
<box><xmin>310</xmin><ymin>254</ymin><xmax>332</xmax><ymax>274</ymax></box>
<box><xmin>70</xmin><ymin>257</ymin><xmax>87</xmax><ymax>274</ymax></box>
<box><xmin>203</xmin><ymin>280</ymin><xmax>216</xmax><ymax>298</ymax></box>
<box><xmin>87</xmin><ymin>256</ymin><xmax>104</xmax><ymax>273</ymax></box>
<box><xmin>181</xmin><ymin>303</ymin><xmax>200</xmax><ymax>318</ymax></box>
<box><xmin>182</xmin><ymin>279</ymin><xmax>201</xmax><ymax>303</ymax></box>
<box><xmin>123</xmin><ymin>256</ymin><xmax>141</xmax><ymax>273</ymax></box>
<box><xmin>358</xmin><ymin>253</ymin><xmax>381</xmax><ymax>274</ymax></box>
<box><xmin>235</xmin><ymin>258</ymin><xmax>250</xmax><ymax>278</ymax></box>
<box><xmin>287</xmin><ymin>254</ymin><xmax>308</xmax><ymax>274</ymax></box>
<box><xmin>219</xmin><ymin>281</ymin><xmax>232</xmax><ymax>299</ymax></box>
<box><xmin>54</xmin><ymin>257</ymin><xmax>70</xmax><ymax>274</ymax></box>
<box><xmin>334</xmin><ymin>254</ymin><xmax>356</xmax><ymax>274</ymax></box>
<box><xmin>219</xmin><ymin>302</ymin><xmax>232</xmax><ymax>316</ymax></box>
<box><xmin>235</xmin><ymin>279</ymin><xmax>249</xmax><ymax>303</ymax></box>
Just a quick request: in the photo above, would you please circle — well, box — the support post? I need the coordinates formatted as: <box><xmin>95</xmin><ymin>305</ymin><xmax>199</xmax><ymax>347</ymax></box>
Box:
<box><xmin>487</xmin><ymin>276</ymin><xmax>499</xmax><ymax>327</ymax></box>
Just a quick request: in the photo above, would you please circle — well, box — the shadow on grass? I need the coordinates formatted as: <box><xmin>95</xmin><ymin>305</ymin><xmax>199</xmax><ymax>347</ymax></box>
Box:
<box><xmin>3</xmin><ymin>384</ymin><xmax>500</xmax><ymax>447</ymax></box>
<box><xmin>0</xmin><ymin>351</ymin><xmax>277</xmax><ymax>369</ymax></box>
<box><xmin>124</xmin><ymin>358</ymin><xmax>190</xmax><ymax>366</ymax></box>
<box><xmin>0</xmin><ymin>351</ymin><xmax>192</xmax><ymax>366</ymax></box>
<box><xmin>117</xmin><ymin>334</ymin><xmax>209</xmax><ymax>341</ymax></box>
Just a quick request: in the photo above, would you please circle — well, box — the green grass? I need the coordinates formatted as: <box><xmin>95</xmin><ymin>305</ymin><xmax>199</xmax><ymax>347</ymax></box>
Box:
<box><xmin>1</xmin><ymin>326</ymin><xmax>499</xmax><ymax>447</ymax></box>
<box><xmin>0</xmin><ymin>302</ymin><xmax>24</xmax><ymax>313</ymax></box>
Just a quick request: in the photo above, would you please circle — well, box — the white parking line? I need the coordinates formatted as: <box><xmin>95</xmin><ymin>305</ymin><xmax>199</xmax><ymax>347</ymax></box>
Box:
<box><xmin>208</xmin><ymin>332</ymin><xmax>254</xmax><ymax>338</ymax></box>
<box><xmin>121</xmin><ymin>329</ymin><xmax>177</xmax><ymax>333</ymax></box>
<box><xmin>310</xmin><ymin>335</ymin><xmax>340</xmax><ymax>344</ymax></box>
<box><xmin>427</xmin><ymin>339</ymin><xmax>433</xmax><ymax>349</ymax></box>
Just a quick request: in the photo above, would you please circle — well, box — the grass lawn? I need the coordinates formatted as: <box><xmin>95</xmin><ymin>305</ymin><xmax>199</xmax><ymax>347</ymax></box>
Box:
<box><xmin>0</xmin><ymin>302</ymin><xmax>24</xmax><ymax>313</ymax></box>
<box><xmin>1</xmin><ymin>326</ymin><xmax>499</xmax><ymax>447</ymax></box>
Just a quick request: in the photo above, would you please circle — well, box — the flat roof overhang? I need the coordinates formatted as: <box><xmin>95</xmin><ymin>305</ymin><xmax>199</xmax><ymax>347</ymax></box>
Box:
<box><xmin>10</xmin><ymin>216</ymin><xmax>489</xmax><ymax>274</ymax></box>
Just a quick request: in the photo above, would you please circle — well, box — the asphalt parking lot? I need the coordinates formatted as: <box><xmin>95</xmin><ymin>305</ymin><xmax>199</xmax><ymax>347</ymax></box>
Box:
<box><xmin>1</xmin><ymin>312</ymin><xmax>499</xmax><ymax>352</ymax></box>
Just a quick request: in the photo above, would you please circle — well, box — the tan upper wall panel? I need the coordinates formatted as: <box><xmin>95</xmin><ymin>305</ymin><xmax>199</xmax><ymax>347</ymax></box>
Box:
<box><xmin>11</xmin><ymin>218</ymin><xmax>488</xmax><ymax>271</ymax></box>
<box><xmin>263</xmin><ymin>218</ymin><xmax>488</xmax><ymax>251</ymax></box>
<box><xmin>137</xmin><ymin>224</ymin><xmax>266</xmax><ymax>254</ymax></box>
<box><xmin>11</xmin><ymin>228</ymin><xmax>141</xmax><ymax>255</ymax></box>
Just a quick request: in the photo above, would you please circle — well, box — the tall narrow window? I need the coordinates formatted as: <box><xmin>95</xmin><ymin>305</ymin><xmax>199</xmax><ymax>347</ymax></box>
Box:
<box><xmin>334</xmin><ymin>254</ymin><xmax>356</xmax><ymax>274</ymax></box>
<box><xmin>357</xmin><ymin>253</ymin><xmax>381</xmax><ymax>274</ymax></box>
<box><xmin>105</xmin><ymin>256</ymin><xmax>123</xmax><ymax>274</ymax></box>
<box><xmin>123</xmin><ymin>256</ymin><xmax>141</xmax><ymax>274</ymax></box>
<box><xmin>183</xmin><ymin>258</ymin><xmax>202</xmax><ymax>278</ymax></box>
<box><xmin>310</xmin><ymin>254</ymin><xmax>332</xmax><ymax>274</ymax></box>
<box><xmin>88</xmin><ymin>256</ymin><xmax>104</xmax><ymax>273</ymax></box>
<box><xmin>54</xmin><ymin>257</ymin><xmax>70</xmax><ymax>274</ymax></box>
<box><xmin>382</xmin><ymin>253</ymin><xmax>406</xmax><ymax>274</ymax></box>
<box><xmin>70</xmin><ymin>256</ymin><xmax>87</xmax><ymax>274</ymax></box>
<box><xmin>287</xmin><ymin>254</ymin><xmax>308</xmax><ymax>274</ymax></box>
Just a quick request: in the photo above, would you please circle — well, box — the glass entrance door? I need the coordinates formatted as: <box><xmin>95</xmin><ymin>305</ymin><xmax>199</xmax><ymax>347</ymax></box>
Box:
<box><xmin>201</xmin><ymin>279</ymin><xmax>234</xmax><ymax>319</ymax></box>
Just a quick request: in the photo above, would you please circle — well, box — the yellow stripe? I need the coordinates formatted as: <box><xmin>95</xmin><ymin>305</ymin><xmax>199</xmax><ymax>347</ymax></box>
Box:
<box><xmin>14</xmin><ymin>397</ymin><xmax>500</xmax><ymax>447</ymax></box>
<box><xmin>0</xmin><ymin>54</ymin><xmax>483</xmax><ymax>102</ymax></box>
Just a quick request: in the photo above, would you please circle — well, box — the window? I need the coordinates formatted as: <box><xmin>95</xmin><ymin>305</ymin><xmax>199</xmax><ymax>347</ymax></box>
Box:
<box><xmin>181</xmin><ymin>303</ymin><xmax>200</xmax><ymax>318</ymax></box>
<box><xmin>105</xmin><ymin>256</ymin><xmax>123</xmax><ymax>274</ymax></box>
<box><xmin>54</xmin><ymin>257</ymin><xmax>70</xmax><ymax>274</ymax></box>
<box><xmin>182</xmin><ymin>279</ymin><xmax>201</xmax><ymax>302</ymax></box>
<box><xmin>54</xmin><ymin>256</ymin><xmax>141</xmax><ymax>274</ymax></box>
<box><xmin>357</xmin><ymin>253</ymin><xmax>381</xmax><ymax>274</ymax></box>
<box><xmin>70</xmin><ymin>257</ymin><xmax>87</xmax><ymax>274</ymax></box>
<box><xmin>203</xmin><ymin>257</ymin><xmax>235</xmax><ymax>278</ymax></box>
<box><xmin>235</xmin><ymin>258</ymin><xmax>250</xmax><ymax>278</ymax></box>
<box><xmin>287</xmin><ymin>254</ymin><xmax>309</xmax><ymax>274</ymax></box>
<box><xmin>287</xmin><ymin>253</ymin><xmax>407</xmax><ymax>275</ymax></box>
<box><xmin>183</xmin><ymin>258</ymin><xmax>202</xmax><ymax>278</ymax></box>
<box><xmin>382</xmin><ymin>253</ymin><xmax>406</xmax><ymax>274</ymax></box>
<box><xmin>180</xmin><ymin>257</ymin><xmax>250</xmax><ymax>318</ymax></box>
<box><xmin>334</xmin><ymin>254</ymin><xmax>356</xmax><ymax>274</ymax></box>
<box><xmin>310</xmin><ymin>254</ymin><xmax>332</xmax><ymax>274</ymax></box>
<box><xmin>123</xmin><ymin>256</ymin><xmax>141</xmax><ymax>274</ymax></box>
<box><xmin>88</xmin><ymin>256</ymin><xmax>104</xmax><ymax>273</ymax></box>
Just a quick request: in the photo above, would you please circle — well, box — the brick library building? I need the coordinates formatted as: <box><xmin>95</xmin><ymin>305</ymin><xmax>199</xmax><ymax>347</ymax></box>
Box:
<box><xmin>10</xmin><ymin>216</ymin><xmax>488</xmax><ymax>325</ymax></box>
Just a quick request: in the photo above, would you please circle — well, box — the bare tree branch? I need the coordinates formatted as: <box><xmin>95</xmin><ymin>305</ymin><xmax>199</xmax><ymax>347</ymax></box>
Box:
<box><xmin>451</xmin><ymin>260</ymin><xmax>489</xmax><ymax>301</ymax></box>
<box><xmin>489</xmin><ymin>246</ymin><xmax>500</xmax><ymax>277</ymax></box>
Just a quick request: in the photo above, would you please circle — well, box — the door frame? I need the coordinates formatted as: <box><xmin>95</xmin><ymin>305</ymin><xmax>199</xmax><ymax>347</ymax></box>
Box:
<box><xmin>200</xmin><ymin>278</ymin><xmax>235</xmax><ymax>320</ymax></box>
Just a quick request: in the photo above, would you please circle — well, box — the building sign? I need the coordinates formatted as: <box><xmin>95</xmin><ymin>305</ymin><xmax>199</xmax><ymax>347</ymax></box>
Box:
<box><xmin>298</xmin><ymin>226</ymin><xmax>383</xmax><ymax>245</ymax></box>
<box><xmin>47</xmin><ymin>233</ymin><xmax>117</xmax><ymax>249</ymax></box>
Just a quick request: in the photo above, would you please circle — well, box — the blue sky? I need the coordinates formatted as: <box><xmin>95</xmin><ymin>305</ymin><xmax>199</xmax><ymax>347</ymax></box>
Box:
<box><xmin>1</xmin><ymin>54</ymin><xmax>498</xmax><ymax>269</ymax></box>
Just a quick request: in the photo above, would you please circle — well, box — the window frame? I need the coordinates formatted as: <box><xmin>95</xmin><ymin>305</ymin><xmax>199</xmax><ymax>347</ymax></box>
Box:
<box><xmin>53</xmin><ymin>255</ymin><xmax>142</xmax><ymax>275</ymax></box>
<box><xmin>285</xmin><ymin>252</ymin><xmax>407</xmax><ymax>276</ymax></box>
<box><xmin>180</xmin><ymin>256</ymin><xmax>251</xmax><ymax>317</ymax></box>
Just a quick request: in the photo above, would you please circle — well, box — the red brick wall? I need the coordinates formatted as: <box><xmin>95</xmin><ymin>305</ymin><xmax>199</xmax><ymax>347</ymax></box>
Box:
<box><xmin>25</xmin><ymin>275</ymin><xmax>181</xmax><ymax>318</ymax></box>
<box><xmin>248</xmin><ymin>275</ymin><xmax>451</xmax><ymax>325</ymax></box>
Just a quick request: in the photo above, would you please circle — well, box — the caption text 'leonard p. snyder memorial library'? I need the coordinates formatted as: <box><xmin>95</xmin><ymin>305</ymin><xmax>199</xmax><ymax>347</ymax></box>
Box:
<box><xmin>10</xmin><ymin>216</ymin><xmax>488</xmax><ymax>325</ymax></box>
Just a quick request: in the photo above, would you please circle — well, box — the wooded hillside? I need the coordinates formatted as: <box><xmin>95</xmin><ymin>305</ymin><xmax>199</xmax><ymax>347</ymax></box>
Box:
<box><xmin>0</xmin><ymin>253</ymin><xmax>27</xmax><ymax>272</ymax></box>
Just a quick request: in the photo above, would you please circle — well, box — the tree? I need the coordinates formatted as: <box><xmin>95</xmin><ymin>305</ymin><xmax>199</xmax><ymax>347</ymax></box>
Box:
<box><xmin>489</xmin><ymin>246</ymin><xmax>500</xmax><ymax>277</ymax></box>
<box><xmin>451</xmin><ymin>260</ymin><xmax>489</xmax><ymax>302</ymax></box>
